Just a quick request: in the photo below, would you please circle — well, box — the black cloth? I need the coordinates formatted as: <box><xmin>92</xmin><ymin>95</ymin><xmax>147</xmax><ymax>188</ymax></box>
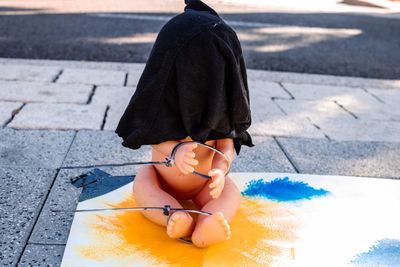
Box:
<box><xmin>116</xmin><ymin>0</ymin><xmax>253</xmax><ymax>154</ymax></box>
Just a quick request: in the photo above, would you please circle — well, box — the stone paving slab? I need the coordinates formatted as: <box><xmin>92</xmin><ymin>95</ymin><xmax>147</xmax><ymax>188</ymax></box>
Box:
<box><xmin>281</xmin><ymin>83</ymin><xmax>368</xmax><ymax>100</ymax></box>
<box><xmin>366</xmin><ymin>88</ymin><xmax>400</xmax><ymax>120</ymax></box>
<box><xmin>247</xmin><ymin>69</ymin><xmax>400</xmax><ymax>89</ymax></box>
<box><xmin>366</xmin><ymin>88</ymin><xmax>400</xmax><ymax>106</ymax></box>
<box><xmin>316</xmin><ymin>118</ymin><xmax>400</xmax><ymax>142</ymax></box>
<box><xmin>0</xmin><ymin>80</ymin><xmax>93</xmax><ymax>104</ymax></box>
<box><xmin>126</xmin><ymin>65</ymin><xmax>145</xmax><ymax>87</ymax></box>
<box><xmin>0</xmin><ymin>64</ymin><xmax>61</xmax><ymax>83</ymax></box>
<box><xmin>276</xmin><ymin>99</ymin><xmax>399</xmax><ymax>141</ymax></box>
<box><xmin>249</xmin><ymin>116</ymin><xmax>326</xmax><ymax>139</ymax></box>
<box><xmin>8</xmin><ymin>103</ymin><xmax>106</xmax><ymax>130</ymax></box>
<box><xmin>29</xmin><ymin>166</ymin><xmax>139</xmax><ymax>245</ymax></box>
<box><xmin>249</xmin><ymin>80</ymin><xmax>291</xmax><ymax>99</ymax></box>
<box><xmin>230</xmin><ymin>135</ymin><xmax>295</xmax><ymax>173</ymax></box>
<box><xmin>56</xmin><ymin>68</ymin><xmax>126</xmax><ymax>86</ymax></box>
<box><xmin>91</xmin><ymin>86</ymin><xmax>135</xmax><ymax>107</ymax></box>
<box><xmin>275</xmin><ymin>137</ymin><xmax>400</xmax><ymax>178</ymax></box>
<box><xmin>91</xmin><ymin>85</ymin><xmax>136</xmax><ymax>131</ymax></box>
<box><xmin>0</xmin><ymin>128</ymin><xmax>75</xmax><ymax>168</ymax></box>
<box><xmin>18</xmin><ymin>244</ymin><xmax>65</xmax><ymax>267</ymax></box>
<box><xmin>0</xmin><ymin>101</ymin><xmax>23</xmax><ymax>126</ymax></box>
<box><xmin>333</xmin><ymin>91</ymin><xmax>400</xmax><ymax>121</ymax></box>
<box><xmin>0</xmin><ymin>58</ymin><xmax>145</xmax><ymax>74</ymax></box>
<box><xmin>0</xmin><ymin>242</ymin><xmax>20</xmax><ymax>267</ymax></box>
<box><xmin>250</xmin><ymin>96</ymin><xmax>326</xmax><ymax>138</ymax></box>
<box><xmin>2</xmin><ymin>58</ymin><xmax>400</xmax><ymax>90</ymax></box>
<box><xmin>250</xmin><ymin>92</ymin><xmax>282</xmax><ymax>124</ymax></box>
<box><xmin>274</xmin><ymin>99</ymin><xmax>352</xmax><ymax>122</ymax></box>
<box><xmin>0</xmin><ymin>167</ymin><xmax>57</xmax><ymax>267</ymax></box>
<box><xmin>29</xmin><ymin>169</ymin><xmax>83</xmax><ymax>245</ymax></box>
<box><xmin>103</xmin><ymin>108</ymin><xmax>126</xmax><ymax>131</ymax></box>
<box><xmin>250</xmin><ymin>91</ymin><xmax>277</xmax><ymax>116</ymax></box>
<box><xmin>62</xmin><ymin>130</ymin><xmax>151</xmax><ymax>168</ymax></box>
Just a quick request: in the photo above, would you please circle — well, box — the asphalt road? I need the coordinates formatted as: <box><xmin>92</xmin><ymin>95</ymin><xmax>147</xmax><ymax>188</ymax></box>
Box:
<box><xmin>0</xmin><ymin>1</ymin><xmax>399</xmax><ymax>79</ymax></box>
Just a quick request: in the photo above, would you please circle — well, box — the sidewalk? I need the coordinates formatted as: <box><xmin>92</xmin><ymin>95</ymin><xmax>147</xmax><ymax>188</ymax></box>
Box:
<box><xmin>0</xmin><ymin>58</ymin><xmax>399</xmax><ymax>266</ymax></box>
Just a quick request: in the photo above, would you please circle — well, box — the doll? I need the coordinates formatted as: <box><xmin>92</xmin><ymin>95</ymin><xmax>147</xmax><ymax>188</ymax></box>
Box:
<box><xmin>116</xmin><ymin>0</ymin><xmax>253</xmax><ymax>248</ymax></box>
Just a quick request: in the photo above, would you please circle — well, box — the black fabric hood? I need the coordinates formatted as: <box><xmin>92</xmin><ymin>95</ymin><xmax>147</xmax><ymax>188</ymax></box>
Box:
<box><xmin>185</xmin><ymin>0</ymin><xmax>219</xmax><ymax>17</ymax></box>
<box><xmin>116</xmin><ymin>0</ymin><xmax>253</xmax><ymax>154</ymax></box>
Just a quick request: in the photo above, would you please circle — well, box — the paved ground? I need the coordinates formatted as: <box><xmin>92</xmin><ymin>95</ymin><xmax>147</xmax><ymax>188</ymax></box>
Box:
<box><xmin>0</xmin><ymin>57</ymin><xmax>399</xmax><ymax>266</ymax></box>
<box><xmin>0</xmin><ymin>0</ymin><xmax>400</xmax><ymax>78</ymax></box>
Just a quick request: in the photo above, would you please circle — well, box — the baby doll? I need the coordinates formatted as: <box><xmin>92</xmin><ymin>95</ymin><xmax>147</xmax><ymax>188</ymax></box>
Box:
<box><xmin>116</xmin><ymin>0</ymin><xmax>253</xmax><ymax>248</ymax></box>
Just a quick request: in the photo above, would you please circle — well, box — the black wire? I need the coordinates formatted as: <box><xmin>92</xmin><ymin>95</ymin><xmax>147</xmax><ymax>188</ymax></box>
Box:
<box><xmin>60</xmin><ymin>141</ymin><xmax>230</xmax><ymax>181</ymax></box>
<box><xmin>59</xmin><ymin>161</ymin><xmax>168</xmax><ymax>169</ymax></box>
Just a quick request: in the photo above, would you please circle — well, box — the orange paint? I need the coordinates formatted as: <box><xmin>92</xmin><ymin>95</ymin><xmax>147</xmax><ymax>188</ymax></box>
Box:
<box><xmin>76</xmin><ymin>195</ymin><xmax>298</xmax><ymax>266</ymax></box>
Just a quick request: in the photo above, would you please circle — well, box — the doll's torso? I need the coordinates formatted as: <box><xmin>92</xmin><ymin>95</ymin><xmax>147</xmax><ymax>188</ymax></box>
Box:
<box><xmin>152</xmin><ymin>137</ymin><xmax>215</xmax><ymax>200</ymax></box>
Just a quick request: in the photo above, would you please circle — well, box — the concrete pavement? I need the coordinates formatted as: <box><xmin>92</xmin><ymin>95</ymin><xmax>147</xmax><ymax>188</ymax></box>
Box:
<box><xmin>0</xmin><ymin>57</ymin><xmax>399</xmax><ymax>266</ymax></box>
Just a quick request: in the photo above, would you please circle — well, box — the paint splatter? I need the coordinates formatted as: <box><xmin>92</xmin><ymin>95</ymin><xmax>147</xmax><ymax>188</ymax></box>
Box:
<box><xmin>75</xmin><ymin>196</ymin><xmax>298</xmax><ymax>266</ymax></box>
<box><xmin>242</xmin><ymin>177</ymin><xmax>329</xmax><ymax>202</ymax></box>
<box><xmin>351</xmin><ymin>239</ymin><xmax>400</xmax><ymax>266</ymax></box>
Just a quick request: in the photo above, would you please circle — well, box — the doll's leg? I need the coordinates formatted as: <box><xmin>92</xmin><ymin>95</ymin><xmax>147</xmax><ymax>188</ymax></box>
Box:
<box><xmin>191</xmin><ymin>177</ymin><xmax>242</xmax><ymax>248</ymax></box>
<box><xmin>133</xmin><ymin>165</ymin><xmax>195</xmax><ymax>238</ymax></box>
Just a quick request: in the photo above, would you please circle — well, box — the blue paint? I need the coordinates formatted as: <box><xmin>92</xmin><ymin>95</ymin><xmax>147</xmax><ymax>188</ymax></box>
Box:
<box><xmin>242</xmin><ymin>177</ymin><xmax>329</xmax><ymax>202</ymax></box>
<box><xmin>351</xmin><ymin>239</ymin><xmax>400</xmax><ymax>266</ymax></box>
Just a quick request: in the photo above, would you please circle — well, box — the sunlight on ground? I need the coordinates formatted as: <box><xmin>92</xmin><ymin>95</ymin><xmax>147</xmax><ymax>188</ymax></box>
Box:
<box><xmin>239</xmin><ymin>27</ymin><xmax>362</xmax><ymax>53</ymax></box>
<box><xmin>82</xmin><ymin>33</ymin><xmax>158</xmax><ymax>45</ymax></box>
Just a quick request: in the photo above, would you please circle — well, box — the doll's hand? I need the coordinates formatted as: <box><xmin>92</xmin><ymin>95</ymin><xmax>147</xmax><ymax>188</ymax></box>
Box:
<box><xmin>208</xmin><ymin>169</ymin><xmax>225</xmax><ymax>199</ymax></box>
<box><xmin>174</xmin><ymin>142</ymin><xmax>198</xmax><ymax>175</ymax></box>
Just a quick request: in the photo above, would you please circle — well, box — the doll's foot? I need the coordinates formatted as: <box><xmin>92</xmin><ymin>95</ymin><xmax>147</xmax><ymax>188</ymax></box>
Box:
<box><xmin>166</xmin><ymin>212</ymin><xmax>195</xmax><ymax>239</ymax></box>
<box><xmin>192</xmin><ymin>212</ymin><xmax>231</xmax><ymax>248</ymax></box>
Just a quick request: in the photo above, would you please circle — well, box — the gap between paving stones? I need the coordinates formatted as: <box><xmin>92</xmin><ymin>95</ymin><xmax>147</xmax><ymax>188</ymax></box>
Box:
<box><xmin>273</xmin><ymin>136</ymin><xmax>300</xmax><ymax>173</ymax></box>
<box><xmin>1</xmin><ymin>73</ymin><xmax>135</xmax><ymax>131</ymax></box>
<box><xmin>100</xmin><ymin>106</ymin><xmax>110</xmax><ymax>131</ymax></box>
<box><xmin>0</xmin><ymin>80</ymin><xmax>95</xmax><ymax>104</ymax></box>
<box><xmin>0</xmin><ymin>64</ymin><xmax>62</xmax><ymax>83</ymax></box>
<box><xmin>1</xmin><ymin>58</ymin><xmax>400</xmax><ymax>89</ymax></box>
<box><xmin>0</xmin><ymin>169</ymin><xmax>57</xmax><ymax>248</ymax></box>
<box><xmin>271</xmin><ymin>95</ymin><xmax>400</xmax><ymax>142</ymax></box>
<box><xmin>18</xmin><ymin>244</ymin><xmax>66</xmax><ymax>267</ymax></box>
<box><xmin>362</xmin><ymin>88</ymin><xmax>385</xmax><ymax>104</ymax></box>
<box><xmin>333</xmin><ymin>100</ymin><xmax>359</xmax><ymax>119</ymax></box>
<box><xmin>276</xmin><ymin>83</ymin><xmax>400</xmax><ymax>122</ymax></box>
<box><xmin>123</xmin><ymin>73</ymin><xmax>128</xmax><ymax>87</ymax></box>
<box><xmin>55</xmin><ymin>68</ymin><xmax>127</xmax><ymax>86</ymax></box>
<box><xmin>0</xmin><ymin>130</ymin><xmax>77</xmax><ymax>265</ymax></box>
<box><xmin>277</xmin><ymin>82</ymin><xmax>295</xmax><ymax>99</ymax></box>
<box><xmin>52</xmin><ymin>70</ymin><xmax>63</xmax><ymax>83</ymax></box>
<box><xmin>15</xmin><ymin>169</ymin><xmax>61</xmax><ymax>266</ymax></box>
<box><xmin>2</xmin><ymin>103</ymin><xmax>25</xmax><ymax>128</ymax></box>
<box><xmin>267</xmin><ymin>98</ymin><xmax>332</xmax><ymax>140</ymax></box>
<box><xmin>15</xmin><ymin>132</ymin><xmax>77</xmax><ymax>265</ymax></box>
<box><xmin>60</xmin><ymin>131</ymin><xmax>78</xmax><ymax>166</ymax></box>
<box><xmin>28</xmin><ymin>169</ymin><xmax>84</xmax><ymax>246</ymax></box>
<box><xmin>86</xmin><ymin>85</ymin><xmax>97</xmax><ymax>104</ymax></box>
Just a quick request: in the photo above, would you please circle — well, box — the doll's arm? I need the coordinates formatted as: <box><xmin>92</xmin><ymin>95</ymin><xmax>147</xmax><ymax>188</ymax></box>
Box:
<box><xmin>151</xmin><ymin>141</ymin><xmax>198</xmax><ymax>175</ymax></box>
<box><xmin>208</xmin><ymin>138</ymin><xmax>234</xmax><ymax>199</ymax></box>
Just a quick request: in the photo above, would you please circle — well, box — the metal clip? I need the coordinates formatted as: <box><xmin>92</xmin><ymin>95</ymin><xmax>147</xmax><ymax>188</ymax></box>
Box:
<box><xmin>163</xmin><ymin>205</ymin><xmax>171</xmax><ymax>216</ymax></box>
<box><xmin>165</xmin><ymin>157</ymin><xmax>174</xmax><ymax>167</ymax></box>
